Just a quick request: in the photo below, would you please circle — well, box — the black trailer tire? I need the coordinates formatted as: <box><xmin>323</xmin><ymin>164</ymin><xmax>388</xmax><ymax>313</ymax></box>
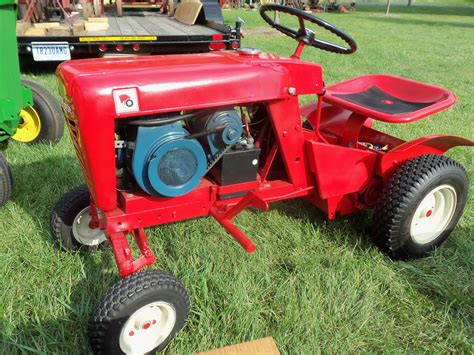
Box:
<box><xmin>13</xmin><ymin>80</ymin><xmax>64</xmax><ymax>144</ymax></box>
<box><xmin>373</xmin><ymin>154</ymin><xmax>468</xmax><ymax>260</ymax></box>
<box><xmin>51</xmin><ymin>185</ymin><xmax>107</xmax><ymax>251</ymax></box>
<box><xmin>89</xmin><ymin>270</ymin><xmax>189</xmax><ymax>355</ymax></box>
<box><xmin>0</xmin><ymin>152</ymin><xmax>13</xmax><ymax>207</ymax></box>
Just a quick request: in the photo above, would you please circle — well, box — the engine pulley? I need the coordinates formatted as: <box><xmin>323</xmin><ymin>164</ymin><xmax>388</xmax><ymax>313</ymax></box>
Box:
<box><xmin>187</xmin><ymin>109</ymin><xmax>243</xmax><ymax>158</ymax></box>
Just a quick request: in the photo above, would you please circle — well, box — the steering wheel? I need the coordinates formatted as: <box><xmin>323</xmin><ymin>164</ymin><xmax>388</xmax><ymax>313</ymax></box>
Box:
<box><xmin>259</xmin><ymin>4</ymin><xmax>357</xmax><ymax>55</ymax></box>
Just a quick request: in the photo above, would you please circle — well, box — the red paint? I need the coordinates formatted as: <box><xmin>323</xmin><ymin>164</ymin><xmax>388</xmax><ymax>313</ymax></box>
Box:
<box><xmin>324</xmin><ymin>75</ymin><xmax>456</xmax><ymax>123</ymax></box>
<box><xmin>426</xmin><ymin>210</ymin><xmax>433</xmax><ymax>217</ymax></box>
<box><xmin>209</xmin><ymin>42</ymin><xmax>227</xmax><ymax>51</ymax></box>
<box><xmin>129</xmin><ymin>331</ymin><xmax>134</xmax><ymax>336</ymax></box>
<box><xmin>152</xmin><ymin>320</ymin><xmax>157</xmax><ymax>325</ymax></box>
<box><xmin>56</xmin><ymin>44</ymin><xmax>473</xmax><ymax>279</ymax></box>
<box><xmin>143</xmin><ymin>322</ymin><xmax>151</xmax><ymax>330</ymax></box>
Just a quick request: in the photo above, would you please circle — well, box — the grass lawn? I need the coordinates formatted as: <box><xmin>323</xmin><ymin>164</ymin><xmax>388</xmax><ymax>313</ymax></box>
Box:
<box><xmin>1</xmin><ymin>5</ymin><xmax>473</xmax><ymax>354</ymax></box>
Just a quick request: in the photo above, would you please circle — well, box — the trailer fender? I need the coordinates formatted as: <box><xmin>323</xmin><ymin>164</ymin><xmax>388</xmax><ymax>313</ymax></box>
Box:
<box><xmin>379</xmin><ymin>135</ymin><xmax>474</xmax><ymax>178</ymax></box>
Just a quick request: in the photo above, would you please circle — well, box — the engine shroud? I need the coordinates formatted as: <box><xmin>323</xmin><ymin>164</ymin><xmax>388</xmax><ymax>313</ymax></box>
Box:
<box><xmin>131</xmin><ymin>122</ymin><xmax>207</xmax><ymax>197</ymax></box>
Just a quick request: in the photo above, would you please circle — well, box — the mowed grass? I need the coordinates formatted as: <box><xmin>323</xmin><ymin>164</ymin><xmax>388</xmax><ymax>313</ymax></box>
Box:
<box><xmin>1</xmin><ymin>6</ymin><xmax>473</xmax><ymax>354</ymax></box>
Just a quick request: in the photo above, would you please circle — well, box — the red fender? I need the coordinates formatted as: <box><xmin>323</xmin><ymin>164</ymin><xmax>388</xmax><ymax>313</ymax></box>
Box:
<box><xmin>379</xmin><ymin>135</ymin><xmax>474</xmax><ymax>177</ymax></box>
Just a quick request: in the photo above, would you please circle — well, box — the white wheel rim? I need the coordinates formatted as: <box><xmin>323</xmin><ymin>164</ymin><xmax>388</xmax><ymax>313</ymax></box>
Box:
<box><xmin>119</xmin><ymin>301</ymin><xmax>177</xmax><ymax>354</ymax></box>
<box><xmin>410</xmin><ymin>184</ymin><xmax>457</xmax><ymax>245</ymax></box>
<box><xmin>72</xmin><ymin>207</ymin><xmax>107</xmax><ymax>246</ymax></box>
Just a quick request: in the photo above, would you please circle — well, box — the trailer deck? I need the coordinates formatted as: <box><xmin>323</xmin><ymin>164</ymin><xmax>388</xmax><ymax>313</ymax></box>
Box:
<box><xmin>88</xmin><ymin>12</ymin><xmax>218</xmax><ymax>36</ymax></box>
<box><xmin>17</xmin><ymin>9</ymin><xmax>240</xmax><ymax>61</ymax></box>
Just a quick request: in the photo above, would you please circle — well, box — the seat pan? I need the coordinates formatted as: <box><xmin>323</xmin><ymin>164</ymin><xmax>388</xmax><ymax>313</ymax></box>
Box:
<box><xmin>323</xmin><ymin>75</ymin><xmax>456</xmax><ymax>123</ymax></box>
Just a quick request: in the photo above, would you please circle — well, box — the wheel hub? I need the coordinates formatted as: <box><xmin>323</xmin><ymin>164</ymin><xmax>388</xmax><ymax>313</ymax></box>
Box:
<box><xmin>119</xmin><ymin>301</ymin><xmax>177</xmax><ymax>353</ymax></box>
<box><xmin>72</xmin><ymin>206</ymin><xmax>107</xmax><ymax>246</ymax></box>
<box><xmin>12</xmin><ymin>107</ymin><xmax>42</xmax><ymax>143</ymax></box>
<box><xmin>410</xmin><ymin>185</ymin><xmax>457</xmax><ymax>245</ymax></box>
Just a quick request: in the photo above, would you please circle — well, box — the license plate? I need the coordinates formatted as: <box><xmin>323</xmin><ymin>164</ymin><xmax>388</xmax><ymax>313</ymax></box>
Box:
<box><xmin>31</xmin><ymin>42</ymin><xmax>71</xmax><ymax>61</ymax></box>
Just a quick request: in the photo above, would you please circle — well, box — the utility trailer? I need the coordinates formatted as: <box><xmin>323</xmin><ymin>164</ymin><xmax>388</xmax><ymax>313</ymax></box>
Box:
<box><xmin>16</xmin><ymin>5</ymin><xmax>240</xmax><ymax>61</ymax></box>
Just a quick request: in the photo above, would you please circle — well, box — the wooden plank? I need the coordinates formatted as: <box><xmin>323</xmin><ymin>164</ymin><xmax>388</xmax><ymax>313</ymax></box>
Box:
<box><xmin>16</xmin><ymin>21</ymin><xmax>31</xmax><ymax>36</ymax></box>
<box><xmin>49</xmin><ymin>25</ymin><xmax>72</xmax><ymax>36</ymax></box>
<box><xmin>33</xmin><ymin>22</ymin><xmax>60</xmax><ymax>29</ymax></box>
<box><xmin>106</xmin><ymin>17</ymin><xmax>122</xmax><ymax>35</ymax></box>
<box><xmin>147</xmin><ymin>16</ymin><xmax>187</xmax><ymax>35</ymax></box>
<box><xmin>85</xmin><ymin>20</ymin><xmax>109</xmax><ymax>31</ymax></box>
<box><xmin>160</xmin><ymin>16</ymin><xmax>194</xmax><ymax>34</ymax></box>
<box><xmin>164</xmin><ymin>16</ymin><xmax>216</xmax><ymax>35</ymax></box>
<box><xmin>135</xmin><ymin>16</ymin><xmax>163</xmax><ymax>35</ymax></box>
<box><xmin>115</xmin><ymin>17</ymin><xmax>137</xmax><ymax>35</ymax></box>
<box><xmin>174</xmin><ymin>1</ymin><xmax>203</xmax><ymax>25</ymax></box>
<box><xmin>87</xmin><ymin>17</ymin><xmax>109</xmax><ymax>22</ymax></box>
<box><xmin>72</xmin><ymin>21</ymin><xmax>86</xmax><ymax>35</ymax></box>
<box><xmin>196</xmin><ymin>337</ymin><xmax>280</xmax><ymax>355</ymax></box>
<box><xmin>24</xmin><ymin>28</ymin><xmax>47</xmax><ymax>36</ymax></box>
<box><xmin>85</xmin><ymin>30</ymin><xmax>107</xmax><ymax>36</ymax></box>
<box><xmin>126</xmin><ymin>17</ymin><xmax>150</xmax><ymax>36</ymax></box>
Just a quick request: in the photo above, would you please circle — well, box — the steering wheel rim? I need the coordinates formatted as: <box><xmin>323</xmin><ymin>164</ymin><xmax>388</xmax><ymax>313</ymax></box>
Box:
<box><xmin>259</xmin><ymin>4</ymin><xmax>357</xmax><ymax>55</ymax></box>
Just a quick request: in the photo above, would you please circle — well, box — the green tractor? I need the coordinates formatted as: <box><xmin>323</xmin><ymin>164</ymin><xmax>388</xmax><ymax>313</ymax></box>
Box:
<box><xmin>0</xmin><ymin>0</ymin><xmax>64</xmax><ymax>207</ymax></box>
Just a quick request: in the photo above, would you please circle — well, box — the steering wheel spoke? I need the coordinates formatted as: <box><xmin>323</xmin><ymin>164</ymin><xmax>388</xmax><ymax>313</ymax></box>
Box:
<box><xmin>259</xmin><ymin>4</ymin><xmax>357</xmax><ymax>55</ymax></box>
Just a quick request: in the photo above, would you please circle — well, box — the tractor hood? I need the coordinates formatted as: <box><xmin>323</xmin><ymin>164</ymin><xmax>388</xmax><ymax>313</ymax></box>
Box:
<box><xmin>57</xmin><ymin>50</ymin><xmax>324</xmax><ymax>118</ymax></box>
<box><xmin>56</xmin><ymin>50</ymin><xmax>323</xmax><ymax>211</ymax></box>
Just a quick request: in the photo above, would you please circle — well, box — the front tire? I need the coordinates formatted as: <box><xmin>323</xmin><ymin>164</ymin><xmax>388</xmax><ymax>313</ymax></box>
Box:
<box><xmin>51</xmin><ymin>185</ymin><xmax>107</xmax><ymax>251</ymax></box>
<box><xmin>373</xmin><ymin>154</ymin><xmax>468</xmax><ymax>260</ymax></box>
<box><xmin>12</xmin><ymin>80</ymin><xmax>64</xmax><ymax>144</ymax></box>
<box><xmin>89</xmin><ymin>270</ymin><xmax>189</xmax><ymax>354</ymax></box>
<box><xmin>0</xmin><ymin>152</ymin><xmax>13</xmax><ymax>207</ymax></box>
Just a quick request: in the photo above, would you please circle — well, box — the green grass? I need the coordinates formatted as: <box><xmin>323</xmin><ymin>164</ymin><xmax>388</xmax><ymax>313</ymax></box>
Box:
<box><xmin>1</xmin><ymin>6</ymin><xmax>473</xmax><ymax>354</ymax></box>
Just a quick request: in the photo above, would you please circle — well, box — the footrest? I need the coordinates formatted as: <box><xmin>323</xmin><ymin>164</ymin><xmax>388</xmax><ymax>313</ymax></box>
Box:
<box><xmin>324</xmin><ymin>75</ymin><xmax>455</xmax><ymax>123</ymax></box>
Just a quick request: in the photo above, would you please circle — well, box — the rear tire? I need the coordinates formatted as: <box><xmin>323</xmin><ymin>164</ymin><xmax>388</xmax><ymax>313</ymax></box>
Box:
<box><xmin>373</xmin><ymin>154</ymin><xmax>468</xmax><ymax>260</ymax></box>
<box><xmin>0</xmin><ymin>152</ymin><xmax>13</xmax><ymax>207</ymax></box>
<box><xmin>89</xmin><ymin>270</ymin><xmax>189</xmax><ymax>354</ymax></box>
<box><xmin>51</xmin><ymin>185</ymin><xmax>107</xmax><ymax>251</ymax></box>
<box><xmin>12</xmin><ymin>80</ymin><xmax>64</xmax><ymax>144</ymax></box>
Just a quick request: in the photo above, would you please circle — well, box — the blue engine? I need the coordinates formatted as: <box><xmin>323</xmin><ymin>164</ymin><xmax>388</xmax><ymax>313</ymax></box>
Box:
<box><xmin>130</xmin><ymin>109</ymin><xmax>243</xmax><ymax>197</ymax></box>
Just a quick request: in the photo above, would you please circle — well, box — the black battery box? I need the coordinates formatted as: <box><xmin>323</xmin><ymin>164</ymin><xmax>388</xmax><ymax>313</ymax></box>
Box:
<box><xmin>208</xmin><ymin>146</ymin><xmax>261</xmax><ymax>185</ymax></box>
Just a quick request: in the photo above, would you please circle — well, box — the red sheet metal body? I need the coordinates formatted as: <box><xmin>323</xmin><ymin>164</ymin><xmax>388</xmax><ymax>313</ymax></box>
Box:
<box><xmin>58</xmin><ymin>51</ymin><xmax>324</xmax><ymax>211</ymax></box>
<box><xmin>57</xmin><ymin>49</ymin><xmax>473</xmax><ymax>277</ymax></box>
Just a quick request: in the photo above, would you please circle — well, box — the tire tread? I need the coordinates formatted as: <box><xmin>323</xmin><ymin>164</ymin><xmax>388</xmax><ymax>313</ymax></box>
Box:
<box><xmin>373</xmin><ymin>154</ymin><xmax>467</xmax><ymax>259</ymax></box>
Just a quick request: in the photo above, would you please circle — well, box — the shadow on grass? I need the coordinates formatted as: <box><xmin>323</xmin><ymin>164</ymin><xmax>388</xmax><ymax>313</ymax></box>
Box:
<box><xmin>6</xmin><ymin>152</ymin><xmax>83</xmax><ymax>252</ymax></box>
<box><xmin>0</xmin><ymin>251</ymin><xmax>118</xmax><ymax>353</ymax></box>
<box><xmin>5</xmin><ymin>154</ymin><xmax>472</xmax><ymax>351</ymax></box>
<box><xmin>362</xmin><ymin>15</ymin><xmax>474</xmax><ymax>29</ymax></box>
<box><xmin>276</xmin><ymin>198</ymin><xmax>473</xmax><ymax>322</ymax></box>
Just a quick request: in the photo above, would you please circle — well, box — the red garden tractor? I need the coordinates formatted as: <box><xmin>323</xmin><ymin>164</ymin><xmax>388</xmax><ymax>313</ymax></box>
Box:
<box><xmin>52</xmin><ymin>4</ymin><xmax>473</xmax><ymax>354</ymax></box>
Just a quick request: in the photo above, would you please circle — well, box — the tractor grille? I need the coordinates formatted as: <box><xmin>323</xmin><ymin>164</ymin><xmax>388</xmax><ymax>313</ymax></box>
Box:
<box><xmin>61</xmin><ymin>99</ymin><xmax>94</xmax><ymax>191</ymax></box>
<box><xmin>158</xmin><ymin>148</ymin><xmax>197</xmax><ymax>187</ymax></box>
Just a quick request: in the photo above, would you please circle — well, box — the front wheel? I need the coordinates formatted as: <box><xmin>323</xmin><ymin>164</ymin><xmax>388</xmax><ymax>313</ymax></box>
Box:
<box><xmin>51</xmin><ymin>185</ymin><xmax>107</xmax><ymax>251</ymax></box>
<box><xmin>372</xmin><ymin>154</ymin><xmax>468</xmax><ymax>260</ymax></box>
<box><xmin>12</xmin><ymin>80</ymin><xmax>64</xmax><ymax>144</ymax></box>
<box><xmin>89</xmin><ymin>270</ymin><xmax>189</xmax><ymax>354</ymax></box>
<box><xmin>0</xmin><ymin>152</ymin><xmax>13</xmax><ymax>207</ymax></box>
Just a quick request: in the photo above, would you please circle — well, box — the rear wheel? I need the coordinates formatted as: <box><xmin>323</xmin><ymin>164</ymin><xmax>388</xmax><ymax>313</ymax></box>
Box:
<box><xmin>373</xmin><ymin>154</ymin><xmax>468</xmax><ymax>259</ymax></box>
<box><xmin>0</xmin><ymin>152</ymin><xmax>13</xmax><ymax>207</ymax></box>
<box><xmin>12</xmin><ymin>80</ymin><xmax>64</xmax><ymax>144</ymax></box>
<box><xmin>51</xmin><ymin>185</ymin><xmax>107</xmax><ymax>251</ymax></box>
<box><xmin>89</xmin><ymin>270</ymin><xmax>189</xmax><ymax>354</ymax></box>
